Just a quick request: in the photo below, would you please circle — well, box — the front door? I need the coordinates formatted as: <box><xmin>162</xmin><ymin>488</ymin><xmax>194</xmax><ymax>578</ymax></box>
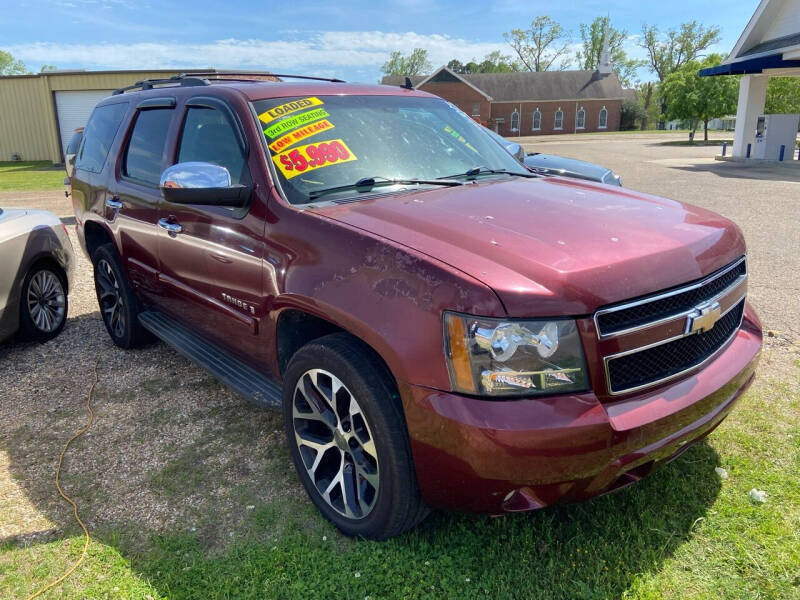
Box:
<box><xmin>156</xmin><ymin>97</ymin><xmax>268</xmax><ymax>366</ymax></box>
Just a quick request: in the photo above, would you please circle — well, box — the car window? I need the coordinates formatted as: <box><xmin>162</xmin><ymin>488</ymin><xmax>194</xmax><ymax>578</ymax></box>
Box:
<box><xmin>252</xmin><ymin>95</ymin><xmax>528</xmax><ymax>205</ymax></box>
<box><xmin>123</xmin><ymin>108</ymin><xmax>173</xmax><ymax>186</ymax></box>
<box><xmin>75</xmin><ymin>103</ymin><xmax>127</xmax><ymax>174</ymax></box>
<box><xmin>66</xmin><ymin>131</ymin><xmax>83</xmax><ymax>155</ymax></box>
<box><xmin>177</xmin><ymin>106</ymin><xmax>250</xmax><ymax>186</ymax></box>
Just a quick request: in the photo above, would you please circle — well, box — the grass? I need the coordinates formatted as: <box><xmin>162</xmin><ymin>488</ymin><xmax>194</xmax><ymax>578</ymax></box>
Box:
<box><xmin>659</xmin><ymin>139</ymin><xmax>734</xmax><ymax>147</ymax></box>
<box><xmin>1</xmin><ymin>369</ymin><xmax>797</xmax><ymax>600</ymax></box>
<box><xmin>0</xmin><ymin>161</ymin><xmax>65</xmax><ymax>191</ymax></box>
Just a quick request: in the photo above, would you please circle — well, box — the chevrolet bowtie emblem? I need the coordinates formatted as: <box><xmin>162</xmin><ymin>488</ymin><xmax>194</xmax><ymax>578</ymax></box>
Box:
<box><xmin>686</xmin><ymin>301</ymin><xmax>722</xmax><ymax>334</ymax></box>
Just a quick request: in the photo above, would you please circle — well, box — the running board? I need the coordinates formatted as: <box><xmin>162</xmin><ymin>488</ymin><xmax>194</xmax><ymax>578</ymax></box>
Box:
<box><xmin>138</xmin><ymin>310</ymin><xmax>282</xmax><ymax>409</ymax></box>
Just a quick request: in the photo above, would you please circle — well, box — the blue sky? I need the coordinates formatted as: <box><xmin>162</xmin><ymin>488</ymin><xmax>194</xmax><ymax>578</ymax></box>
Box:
<box><xmin>5</xmin><ymin>0</ymin><xmax>758</xmax><ymax>83</ymax></box>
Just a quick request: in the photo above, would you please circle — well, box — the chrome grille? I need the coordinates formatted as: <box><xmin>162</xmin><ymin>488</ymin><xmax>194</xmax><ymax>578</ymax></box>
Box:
<box><xmin>595</xmin><ymin>258</ymin><xmax>746</xmax><ymax>338</ymax></box>
<box><xmin>606</xmin><ymin>300</ymin><xmax>745</xmax><ymax>394</ymax></box>
<box><xmin>596</xmin><ymin>257</ymin><xmax>747</xmax><ymax>396</ymax></box>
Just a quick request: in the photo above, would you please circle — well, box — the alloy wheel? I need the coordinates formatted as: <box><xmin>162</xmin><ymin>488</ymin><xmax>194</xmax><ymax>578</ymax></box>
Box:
<box><xmin>26</xmin><ymin>270</ymin><xmax>66</xmax><ymax>333</ymax></box>
<box><xmin>292</xmin><ymin>368</ymin><xmax>380</xmax><ymax>519</ymax></box>
<box><xmin>96</xmin><ymin>258</ymin><xmax>126</xmax><ymax>339</ymax></box>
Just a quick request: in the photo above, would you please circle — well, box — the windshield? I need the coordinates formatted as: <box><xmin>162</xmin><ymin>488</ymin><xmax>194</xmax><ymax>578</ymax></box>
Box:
<box><xmin>253</xmin><ymin>94</ymin><xmax>529</xmax><ymax>204</ymax></box>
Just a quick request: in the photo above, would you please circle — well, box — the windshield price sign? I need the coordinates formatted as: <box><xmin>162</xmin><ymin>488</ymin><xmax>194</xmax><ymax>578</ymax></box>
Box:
<box><xmin>264</xmin><ymin>108</ymin><xmax>329</xmax><ymax>139</ymax></box>
<box><xmin>259</xmin><ymin>97</ymin><xmax>324</xmax><ymax>124</ymax></box>
<box><xmin>272</xmin><ymin>139</ymin><xmax>357</xmax><ymax>179</ymax></box>
<box><xmin>269</xmin><ymin>119</ymin><xmax>335</xmax><ymax>153</ymax></box>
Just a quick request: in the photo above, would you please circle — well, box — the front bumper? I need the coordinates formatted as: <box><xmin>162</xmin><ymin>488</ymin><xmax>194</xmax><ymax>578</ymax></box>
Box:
<box><xmin>400</xmin><ymin>303</ymin><xmax>762</xmax><ymax>513</ymax></box>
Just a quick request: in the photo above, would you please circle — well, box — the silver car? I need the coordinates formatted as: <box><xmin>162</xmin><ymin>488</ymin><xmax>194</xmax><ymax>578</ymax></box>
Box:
<box><xmin>482</xmin><ymin>126</ymin><xmax>623</xmax><ymax>186</ymax></box>
<box><xmin>0</xmin><ymin>208</ymin><xmax>74</xmax><ymax>343</ymax></box>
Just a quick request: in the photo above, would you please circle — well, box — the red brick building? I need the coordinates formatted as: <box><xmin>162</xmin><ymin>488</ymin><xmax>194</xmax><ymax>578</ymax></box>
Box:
<box><xmin>382</xmin><ymin>66</ymin><xmax>625</xmax><ymax>136</ymax></box>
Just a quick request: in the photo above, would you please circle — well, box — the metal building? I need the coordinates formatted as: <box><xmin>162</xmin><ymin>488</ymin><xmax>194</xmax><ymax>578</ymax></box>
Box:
<box><xmin>0</xmin><ymin>69</ymin><xmax>213</xmax><ymax>164</ymax></box>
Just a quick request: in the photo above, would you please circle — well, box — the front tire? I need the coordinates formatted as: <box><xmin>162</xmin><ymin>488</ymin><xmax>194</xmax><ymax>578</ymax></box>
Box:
<box><xmin>19</xmin><ymin>264</ymin><xmax>68</xmax><ymax>342</ymax></box>
<box><xmin>92</xmin><ymin>243</ymin><xmax>150</xmax><ymax>348</ymax></box>
<box><xmin>282</xmin><ymin>333</ymin><xmax>427</xmax><ymax>540</ymax></box>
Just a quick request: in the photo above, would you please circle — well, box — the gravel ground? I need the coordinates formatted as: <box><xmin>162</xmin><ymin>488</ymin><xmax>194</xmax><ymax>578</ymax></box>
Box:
<box><xmin>0</xmin><ymin>225</ymin><xmax>297</xmax><ymax>549</ymax></box>
<box><xmin>0</xmin><ymin>132</ymin><xmax>798</xmax><ymax>550</ymax></box>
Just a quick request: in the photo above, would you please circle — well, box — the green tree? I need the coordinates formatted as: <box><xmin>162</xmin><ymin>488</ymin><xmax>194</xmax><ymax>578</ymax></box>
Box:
<box><xmin>661</xmin><ymin>54</ymin><xmax>739</xmax><ymax>141</ymax></box>
<box><xmin>381</xmin><ymin>48</ymin><xmax>432</xmax><ymax>77</ymax></box>
<box><xmin>576</xmin><ymin>16</ymin><xmax>645</xmax><ymax>87</ymax></box>
<box><xmin>0</xmin><ymin>50</ymin><xmax>28</xmax><ymax>75</ymax></box>
<box><xmin>766</xmin><ymin>77</ymin><xmax>800</xmax><ymax>113</ymax></box>
<box><xmin>476</xmin><ymin>50</ymin><xmax>519</xmax><ymax>73</ymax></box>
<box><xmin>640</xmin><ymin>21</ymin><xmax>721</xmax><ymax>120</ymax></box>
<box><xmin>447</xmin><ymin>59</ymin><xmax>465</xmax><ymax>73</ymax></box>
<box><xmin>40</xmin><ymin>64</ymin><xmax>58</xmax><ymax>72</ymax></box>
<box><xmin>620</xmin><ymin>99</ymin><xmax>646</xmax><ymax>130</ymax></box>
<box><xmin>640</xmin><ymin>21</ymin><xmax>721</xmax><ymax>82</ymax></box>
<box><xmin>504</xmin><ymin>16</ymin><xmax>571</xmax><ymax>72</ymax></box>
<box><xmin>637</xmin><ymin>81</ymin><xmax>661</xmax><ymax>130</ymax></box>
<box><xmin>447</xmin><ymin>51</ymin><xmax>519</xmax><ymax>74</ymax></box>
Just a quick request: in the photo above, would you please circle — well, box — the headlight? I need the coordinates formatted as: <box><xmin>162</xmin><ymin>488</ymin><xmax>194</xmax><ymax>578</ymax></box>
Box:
<box><xmin>443</xmin><ymin>312</ymin><xmax>589</xmax><ymax>397</ymax></box>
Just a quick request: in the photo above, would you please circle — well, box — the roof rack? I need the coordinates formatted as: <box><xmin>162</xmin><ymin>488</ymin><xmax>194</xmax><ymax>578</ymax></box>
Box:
<box><xmin>112</xmin><ymin>74</ymin><xmax>210</xmax><ymax>95</ymax></box>
<box><xmin>190</xmin><ymin>71</ymin><xmax>346</xmax><ymax>83</ymax></box>
<box><xmin>112</xmin><ymin>71</ymin><xmax>346</xmax><ymax>95</ymax></box>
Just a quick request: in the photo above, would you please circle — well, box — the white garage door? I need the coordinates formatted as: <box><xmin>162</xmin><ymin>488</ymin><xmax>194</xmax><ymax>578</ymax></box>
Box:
<box><xmin>55</xmin><ymin>90</ymin><xmax>115</xmax><ymax>158</ymax></box>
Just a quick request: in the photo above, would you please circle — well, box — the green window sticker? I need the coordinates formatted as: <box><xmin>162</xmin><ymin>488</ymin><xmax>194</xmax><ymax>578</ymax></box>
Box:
<box><xmin>265</xmin><ymin>108</ymin><xmax>329</xmax><ymax>139</ymax></box>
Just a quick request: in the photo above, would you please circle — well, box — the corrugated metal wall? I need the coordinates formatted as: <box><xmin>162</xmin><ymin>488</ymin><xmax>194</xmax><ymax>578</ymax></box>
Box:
<box><xmin>0</xmin><ymin>70</ymin><xmax>185</xmax><ymax>163</ymax></box>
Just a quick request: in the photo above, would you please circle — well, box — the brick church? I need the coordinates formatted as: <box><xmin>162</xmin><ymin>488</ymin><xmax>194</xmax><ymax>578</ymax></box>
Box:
<box><xmin>382</xmin><ymin>62</ymin><xmax>626</xmax><ymax>136</ymax></box>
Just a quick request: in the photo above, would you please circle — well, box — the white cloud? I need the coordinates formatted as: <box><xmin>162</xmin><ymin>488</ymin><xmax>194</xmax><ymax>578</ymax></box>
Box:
<box><xmin>7</xmin><ymin>31</ymin><xmax>511</xmax><ymax>73</ymax></box>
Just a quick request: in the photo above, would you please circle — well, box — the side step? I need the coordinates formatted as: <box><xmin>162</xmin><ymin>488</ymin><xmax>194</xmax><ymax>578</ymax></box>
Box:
<box><xmin>138</xmin><ymin>310</ymin><xmax>283</xmax><ymax>409</ymax></box>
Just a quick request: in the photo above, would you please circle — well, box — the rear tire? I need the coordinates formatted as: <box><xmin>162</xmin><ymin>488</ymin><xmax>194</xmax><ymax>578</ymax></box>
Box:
<box><xmin>282</xmin><ymin>333</ymin><xmax>428</xmax><ymax>540</ymax></box>
<box><xmin>18</xmin><ymin>264</ymin><xmax>68</xmax><ymax>342</ymax></box>
<box><xmin>92</xmin><ymin>243</ymin><xmax>151</xmax><ymax>348</ymax></box>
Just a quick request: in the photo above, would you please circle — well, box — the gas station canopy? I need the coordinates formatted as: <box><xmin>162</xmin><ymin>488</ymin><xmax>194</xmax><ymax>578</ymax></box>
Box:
<box><xmin>698</xmin><ymin>0</ymin><xmax>800</xmax><ymax>161</ymax></box>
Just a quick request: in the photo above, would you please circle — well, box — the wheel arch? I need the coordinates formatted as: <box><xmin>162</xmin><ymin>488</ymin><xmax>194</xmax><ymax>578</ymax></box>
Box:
<box><xmin>274</xmin><ymin>306</ymin><xmax>402</xmax><ymax>400</ymax></box>
<box><xmin>83</xmin><ymin>219</ymin><xmax>115</xmax><ymax>259</ymax></box>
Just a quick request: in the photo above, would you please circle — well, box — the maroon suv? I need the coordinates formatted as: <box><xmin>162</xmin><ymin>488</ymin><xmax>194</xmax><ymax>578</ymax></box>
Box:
<box><xmin>69</xmin><ymin>73</ymin><xmax>762</xmax><ymax>540</ymax></box>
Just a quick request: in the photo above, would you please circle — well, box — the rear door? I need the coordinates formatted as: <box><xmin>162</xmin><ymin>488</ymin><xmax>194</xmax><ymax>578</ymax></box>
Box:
<box><xmin>155</xmin><ymin>96</ymin><xmax>268</xmax><ymax>365</ymax></box>
<box><xmin>111</xmin><ymin>98</ymin><xmax>177</xmax><ymax>301</ymax></box>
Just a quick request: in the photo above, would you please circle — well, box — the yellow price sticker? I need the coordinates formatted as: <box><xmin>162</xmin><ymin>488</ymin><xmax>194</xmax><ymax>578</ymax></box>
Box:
<box><xmin>269</xmin><ymin>119</ymin><xmax>334</xmax><ymax>153</ymax></box>
<box><xmin>258</xmin><ymin>97</ymin><xmax>324</xmax><ymax>124</ymax></box>
<box><xmin>272</xmin><ymin>138</ymin><xmax>357</xmax><ymax>180</ymax></box>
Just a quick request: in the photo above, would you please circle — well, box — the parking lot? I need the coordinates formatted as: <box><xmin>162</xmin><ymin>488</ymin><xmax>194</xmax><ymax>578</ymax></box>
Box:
<box><xmin>1</xmin><ymin>132</ymin><xmax>798</xmax><ymax>599</ymax></box>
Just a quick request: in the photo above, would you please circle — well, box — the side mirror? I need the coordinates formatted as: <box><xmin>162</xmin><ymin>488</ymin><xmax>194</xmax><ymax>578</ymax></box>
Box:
<box><xmin>64</xmin><ymin>156</ymin><xmax>75</xmax><ymax>178</ymax></box>
<box><xmin>159</xmin><ymin>162</ymin><xmax>248</xmax><ymax>206</ymax></box>
<box><xmin>504</xmin><ymin>141</ymin><xmax>525</xmax><ymax>164</ymax></box>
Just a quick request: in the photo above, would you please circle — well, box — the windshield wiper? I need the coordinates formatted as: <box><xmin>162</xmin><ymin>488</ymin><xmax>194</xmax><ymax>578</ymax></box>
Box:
<box><xmin>307</xmin><ymin>176</ymin><xmax>463</xmax><ymax>200</ymax></box>
<box><xmin>439</xmin><ymin>166</ymin><xmax>539</xmax><ymax>180</ymax></box>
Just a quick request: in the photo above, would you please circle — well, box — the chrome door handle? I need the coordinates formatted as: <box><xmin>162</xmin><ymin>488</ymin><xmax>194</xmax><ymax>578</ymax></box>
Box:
<box><xmin>157</xmin><ymin>218</ymin><xmax>183</xmax><ymax>235</ymax></box>
<box><xmin>105</xmin><ymin>197</ymin><xmax>122</xmax><ymax>210</ymax></box>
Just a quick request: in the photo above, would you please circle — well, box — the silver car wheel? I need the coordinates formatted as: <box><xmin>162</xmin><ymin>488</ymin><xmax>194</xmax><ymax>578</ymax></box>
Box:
<box><xmin>26</xmin><ymin>269</ymin><xmax>66</xmax><ymax>333</ymax></box>
<box><xmin>96</xmin><ymin>258</ymin><xmax>126</xmax><ymax>339</ymax></box>
<box><xmin>292</xmin><ymin>368</ymin><xmax>380</xmax><ymax>520</ymax></box>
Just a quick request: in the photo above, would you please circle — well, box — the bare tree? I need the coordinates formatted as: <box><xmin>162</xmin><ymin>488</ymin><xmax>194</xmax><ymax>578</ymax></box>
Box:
<box><xmin>504</xmin><ymin>16</ymin><xmax>572</xmax><ymax>72</ymax></box>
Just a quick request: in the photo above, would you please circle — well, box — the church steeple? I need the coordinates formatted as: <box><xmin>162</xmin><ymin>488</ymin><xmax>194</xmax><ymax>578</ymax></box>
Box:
<box><xmin>597</xmin><ymin>17</ymin><xmax>613</xmax><ymax>75</ymax></box>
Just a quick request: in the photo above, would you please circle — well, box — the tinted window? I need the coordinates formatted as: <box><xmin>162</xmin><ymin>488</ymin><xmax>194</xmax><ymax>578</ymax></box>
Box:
<box><xmin>177</xmin><ymin>107</ymin><xmax>249</xmax><ymax>185</ymax></box>
<box><xmin>66</xmin><ymin>131</ymin><xmax>83</xmax><ymax>154</ymax></box>
<box><xmin>123</xmin><ymin>108</ymin><xmax>173</xmax><ymax>185</ymax></box>
<box><xmin>75</xmin><ymin>103</ymin><xmax>127</xmax><ymax>173</ymax></box>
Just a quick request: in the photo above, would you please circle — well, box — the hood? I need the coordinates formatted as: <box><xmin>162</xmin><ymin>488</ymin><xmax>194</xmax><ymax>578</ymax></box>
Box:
<box><xmin>524</xmin><ymin>153</ymin><xmax>613</xmax><ymax>183</ymax></box>
<box><xmin>0</xmin><ymin>208</ymin><xmax>62</xmax><ymax>244</ymax></box>
<box><xmin>0</xmin><ymin>207</ymin><xmax>27</xmax><ymax>222</ymax></box>
<box><xmin>312</xmin><ymin>177</ymin><xmax>745</xmax><ymax>317</ymax></box>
